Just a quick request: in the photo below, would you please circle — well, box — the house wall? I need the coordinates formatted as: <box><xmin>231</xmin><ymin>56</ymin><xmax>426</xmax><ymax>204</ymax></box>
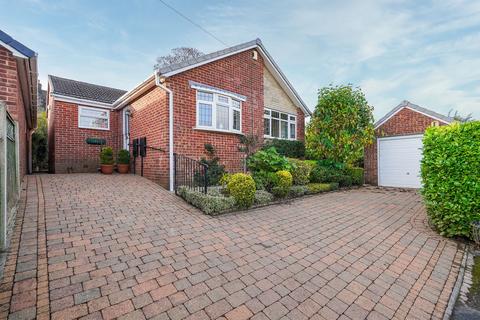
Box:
<box><xmin>264</xmin><ymin>67</ymin><xmax>298</xmax><ymax>115</ymax></box>
<box><xmin>364</xmin><ymin>107</ymin><xmax>447</xmax><ymax>185</ymax></box>
<box><xmin>127</xmin><ymin>86</ymin><xmax>169</xmax><ymax>187</ymax></box>
<box><xmin>0</xmin><ymin>46</ymin><xmax>28</xmax><ymax>178</ymax></box>
<box><xmin>48</xmin><ymin>98</ymin><xmax>120</xmax><ymax>173</ymax></box>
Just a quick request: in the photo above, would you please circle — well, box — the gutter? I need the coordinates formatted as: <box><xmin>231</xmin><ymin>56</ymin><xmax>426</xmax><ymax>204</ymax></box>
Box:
<box><xmin>154</xmin><ymin>72</ymin><xmax>174</xmax><ymax>192</ymax></box>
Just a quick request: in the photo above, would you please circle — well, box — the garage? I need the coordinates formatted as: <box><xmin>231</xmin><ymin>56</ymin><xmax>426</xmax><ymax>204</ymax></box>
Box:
<box><xmin>364</xmin><ymin>100</ymin><xmax>453</xmax><ymax>188</ymax></box>
<box><xmin>378</xmin><ymin>135</ymin><xmax>423</xmax><ymax>188</ymax></box>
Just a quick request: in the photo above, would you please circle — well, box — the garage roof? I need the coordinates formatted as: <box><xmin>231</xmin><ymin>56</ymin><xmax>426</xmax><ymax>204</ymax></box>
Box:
<box><xmin>375</xmin><ymin>100</ymin><xmax>454</xmax><ymax>129</ymax></box>
<box><xmin>49</xmin><ymin>75</ymin><xmax>127</xmax><ymax>105</ymax></box>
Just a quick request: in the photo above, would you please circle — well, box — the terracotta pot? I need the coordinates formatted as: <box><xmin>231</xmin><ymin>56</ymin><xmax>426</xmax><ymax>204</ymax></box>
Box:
<box><xmin>100</xmin><ymin>164</ymin><xmax>114</xmax><ymax>174</ymax></box>
<box><xmin>117</xmin><ymin>164</ymin><xmax>129</xmax><ymax>174</ymax></box>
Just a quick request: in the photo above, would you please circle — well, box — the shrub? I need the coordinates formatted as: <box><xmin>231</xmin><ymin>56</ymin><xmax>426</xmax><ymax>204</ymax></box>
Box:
<box><xmin>100</xmin><ymin>147</ymin><xmax>114</xmax><ymax>165</ymax></box>
<box><xmin>252</xmin><ymin>171</ymin><xmax>277</xmax><ymax>191</ymax></box>
<box><xmin>254</xmin><ymin>190</ymin><xmax>274</xmax><ymax>205</ymax></box>
<box><xmin>227</xmin><ymin>173</ymin><xmax>256</xmax><ymax>208</ymax></box>
<box><xmin>117</xmin><ymin>149</ymin><xmax>130</xmax><ymax>164</ymax></box>
<box><xmin>346</xmin><ymin>167</ymin><xmax>364</xmax><ymax>186</ymax></box>
<box><xmin>272</xmin><ymin>170</ymin><xmax>293</xmax><ymax>198</ymax></box>
<box><xmin>289</xmin><ymin>185</ymin><xmax>308</xmax><ymax>198</ymax></box>
<box><xmin>310</xmin><ymin>163</ymin><xmax>353</xmax><ymax>187</ymax></box>
<box><xmin>306</xmin><ymin>182</ymin><xmax>339</xmax><ymax>194</ymax></box>
<box><xmin>199</xmin><ymin>144</ymin><xmax>226</xmax><ymax>186</ymax></box>
<box><xmin>306</xmin><ymin>84</ymin><xmax>374</xmax><ymax>165</ymax></box>
<box><xmin>177</xmin><ymin>186</ymin><xmax>236</xmax><ymax>215</ymax></box>
<box><xmin>263</xmin><ymin>139</ymin><xmax>305</xmax><ymax>158</ymax></box>
<box><xmin>219</xmin><ymin>173</ymin><xmax>232</xmax><ymax>188</ymax></box>
<box><xmin>310</xmin><ymin>165</ymin><xmax>334</xmax><ymax>183</ymax></box>
<box><xmin>289</xmin><ymin>159</ymin><xmax>313</xmax><ymax>185</ymax></box>
<box><xmin>247</xmin><ymin>147</ymin><xmax>292</xmax><ymax>173</ymax></box>
<box><xmin>421</xmin><ymin>121</ymin><xmax>480</xmax><ymax>238</ymax></box>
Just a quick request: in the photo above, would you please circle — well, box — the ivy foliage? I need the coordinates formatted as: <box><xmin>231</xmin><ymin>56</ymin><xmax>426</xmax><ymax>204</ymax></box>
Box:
<box><xmin>306</xmin><ymin>85</ymin><xmax>374</xmax><ymax>165</ymax></box>
<box><xmin>421</xmin><ymin>121</ymin><xmax>480</xmax><ymax>238</ymax></box>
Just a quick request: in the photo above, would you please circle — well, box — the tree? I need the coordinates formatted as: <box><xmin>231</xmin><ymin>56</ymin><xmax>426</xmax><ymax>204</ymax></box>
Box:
<box><xmin>32</xmin><ymin>111</ymin><xmax>48</xmax><ymax>171</ymax></box>
<box><xmin>306</xmin><ymin>84</ymin><xmax>374</xmax><ymax>165</ymax></box>
<box><xmin>448</xmin><ymin>109</ymin><xmax>473</xmax><ymax>123</ymax></box>
<box><xmin>154</xmin><ymin>47</ymin><xmax>204</xmax><ymax>69</ymax></box>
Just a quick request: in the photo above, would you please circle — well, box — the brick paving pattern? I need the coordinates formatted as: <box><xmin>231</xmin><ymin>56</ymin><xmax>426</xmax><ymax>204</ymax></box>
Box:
<box><xmin>0</xmin><ymin>174</ymin><xmax>464</xmax><ymax>319</ymax></box>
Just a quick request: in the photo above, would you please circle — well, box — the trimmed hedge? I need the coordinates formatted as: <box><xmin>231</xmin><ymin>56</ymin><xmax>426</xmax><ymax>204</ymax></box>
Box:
<box><xmin>227</xmin><ymin>173</ymin><xmax>256</xmax><ymax>208</ymax></box>
<box><xmin>177</xmin><ymin>186</ymin><xmax>235</xmax><ymax>215</ymax></box>
<box><xmin>289</xmin><ymin>158</ymin><xmax>313</xmax><ymax>185</ymax></box>
<box><xmin>306</xmin><ymin>182</ymin><xmax>339</xmax><ymax>194</ymax></box>
<box><xmin>346</xmin><ymin>167</ymin><xmax>364</xmax><ymax>186</ymax></box>
<box><xmin>272</xmin><ymin>170</ymin><xmax>293</xmax><ymax>198</ymax></box>
<box><xmin>263</xmin><ymin>139</ymin><xmax>305</xmax><ymax>158</ymax></box>
<box><xmin>421</xmin><ymin>121</ymin><xmax>480</xmax><ymax>238</ymax></box>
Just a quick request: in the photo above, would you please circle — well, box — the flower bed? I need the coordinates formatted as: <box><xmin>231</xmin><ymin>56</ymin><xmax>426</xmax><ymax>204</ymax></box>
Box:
<box><xmin>177</xmin><ymin>181</ymin><xmax>339</xmax><ymax>215</ymax></box>
<box><xmin>176</xmin><ymin>146</ymin><xmax>363</xmax><ymax>215</ymax></box>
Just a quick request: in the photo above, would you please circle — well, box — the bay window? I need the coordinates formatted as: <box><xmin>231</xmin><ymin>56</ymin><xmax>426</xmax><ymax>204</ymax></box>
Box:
<box><xmin>264</xmin><ymin>108</ymin><xmax>296</xmax><ymax>140</ymax></box>
<box><xmin>78</xmin><ymin>106</ymin><xmax>110</xmax><ymax>130</ymax></box>
<box><xmin>196</xmin><ymin>90</ymin><xmax>242</xmax><ymax>133</ymax></box>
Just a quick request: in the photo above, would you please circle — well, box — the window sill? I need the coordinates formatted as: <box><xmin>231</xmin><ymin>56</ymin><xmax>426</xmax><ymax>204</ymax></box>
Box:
<box><xmin>193</xmin><ymin>127</ymin><xmax>244</xmax><ymax>136</ymax></box>
<box><xmin>79</xmin><ymin>126</ymin><xmax>110</xmax><ymax>131</ymax></box>
<box><xmin>264</xmin><ymin>135</ymin><xmax>297</xmax><ymax>141</ymax></box>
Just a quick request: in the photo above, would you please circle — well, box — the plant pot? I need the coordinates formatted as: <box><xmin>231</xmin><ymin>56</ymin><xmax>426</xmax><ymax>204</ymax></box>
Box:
<box><xmin>117</xmin><ymin>164</ymin><xmax>129</xmax><ymax>174</ymax></box>
<box><xmin>100</xmin><ymin>164</ymin><xmax>114</xmax><ymax>174</ymax></box>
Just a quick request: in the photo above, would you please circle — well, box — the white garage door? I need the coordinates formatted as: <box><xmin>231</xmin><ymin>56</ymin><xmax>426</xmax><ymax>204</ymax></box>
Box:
<box><xmin>378</xmin><ymin>135</ymin><xmax>423</xmax><ymax>188</ymax></box>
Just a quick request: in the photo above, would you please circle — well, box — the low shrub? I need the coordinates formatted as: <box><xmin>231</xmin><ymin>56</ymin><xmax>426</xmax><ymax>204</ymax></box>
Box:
<box><xmin>421</xmin><ymin>121</ymin><xmax>480</xmax><ymax>238</ymax></box>
<box><xmin>117</xmin><ymin>149</ymin><xmax>130</xmax><ymax>164</ymax></box>
<box><xmin>177</xmin><ymin>186</ymin><xmax>236</xmax><ymax>215</ymax></box>
<box><xmin>309</xmin><ymin>165</ymin><xmax>334</xmax><ymax>183</ymax></box>
<box><xmin>263</xmin><ymin>139</ymin><xmax>305</xmax><ymax>158</ymax></box>
<box><xmin>227</xmin><ymin>173</ymin><xmax>256</xmax><ymax>208</ymax></box>
<box><xmin>247</xmin><ymin>147</ymin><xmax>292</xmax><ymax>173</ymax></box>
<box><xmin>100</xmin><ymin>147</ymin><xmax>114</xmax><ymax>165</ymax></box>
<box><xmin>219</xmin><ymin>173</ymin><xmax>232</xmax><ymax>188</ymax></box>
<box><xmin>254</xmin><ymin>190</ymin><xmax>274</xmax><ymax>205</ymax></box>
<box><xmin>272</xmin><ymin>170</ymin><xmax>293</xmax><ymax>198</ymax></box>
<box><xmin>289</xmin><ymin>159</ymin><xmax>313</xmax><ymax>185</ymax></box>
<box><xmin>289</xmin><ymin>185</ymin><xmax>308</xmax><ymax>198</ymax></box>
<box><xmin>310</xmin><ymin>163</ymin><xmax>353</xmax><ymax>187</ymax></box>
<box><xmin>252</xmin><ymin>171</ymin><xmax>277</xmax><ymax>191</ymax></box>
<box><xmin>346</xmin><ymin>167</ymin><xmax>364</xmax><ymax>186</ymax></box>
<box><xmin>199</xmin><ymin>144</ymin><xmax>226</xmax><ymax>186</ymax></box>
<box><xmin>306</xmin><ymin>182</ymin><xmax>339</xmax><ymax>194</ymax></box>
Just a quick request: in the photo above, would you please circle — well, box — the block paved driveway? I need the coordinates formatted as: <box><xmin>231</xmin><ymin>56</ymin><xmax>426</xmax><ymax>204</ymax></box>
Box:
<box><xmin>0</xmin><ymin>174</ymin><xmax>464</xmax><ymax>320</ymax></box>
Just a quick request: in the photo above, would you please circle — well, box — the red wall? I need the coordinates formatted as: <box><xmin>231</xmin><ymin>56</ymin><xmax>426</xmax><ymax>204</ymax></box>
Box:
<box><xmin>364</xmin><ymin>107</ymin><xmax>447</xmax><ymax>185</ymax></box>
<box><xmin>48</xmin><ymin>98</ymin><xmax>120</xmax><ymax>173</ymax></box>
<box><xmin>0</xmin><ymin>46</ymin><xmax>28</xmax><ymax>178</ymax></box>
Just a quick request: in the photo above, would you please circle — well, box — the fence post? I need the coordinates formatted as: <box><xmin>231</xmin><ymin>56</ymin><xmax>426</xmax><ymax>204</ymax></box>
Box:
<box><xmin>204</xmin><ymin>165</ymin><xmax>208</xmax><ymax>194</ymax></box>
<box><xmin>0</xmin><ymin>102</ymin><xmax>7</xmax><ymax>250</ymax></box>
<box><xmin>173</xmin><ymin>153</ymin><xmax>177</xmax><ymax>195</ymax></box>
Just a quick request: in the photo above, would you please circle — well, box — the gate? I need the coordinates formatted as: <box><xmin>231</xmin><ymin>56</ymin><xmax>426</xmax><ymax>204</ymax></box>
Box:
<box><xmin>0</xmin><ymin>102</ymin><xmax>19</xmax><ymax>250</ymax></box>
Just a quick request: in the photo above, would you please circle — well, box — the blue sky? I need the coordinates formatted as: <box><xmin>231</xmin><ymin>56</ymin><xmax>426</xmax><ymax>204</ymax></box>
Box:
<box><xmin>1</xmin><ymin>0</ymin><xmax>479</xmax><ymax>120</ymax></box>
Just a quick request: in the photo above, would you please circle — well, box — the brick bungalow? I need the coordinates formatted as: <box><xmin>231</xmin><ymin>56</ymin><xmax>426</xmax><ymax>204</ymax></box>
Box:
<box><xmin>47</xmin><ymin>38</ymin><xmax>311</xmax><ymax>190</ymax></box>
<box><xmin>364</xmin><ymin>101</ymin><xmax>452</xmax><ymax>188</ymax></box>
<box><xmin>0</xmin><ymin>30</ymin><xmax>38</xmax><ymax>247</ymax></box>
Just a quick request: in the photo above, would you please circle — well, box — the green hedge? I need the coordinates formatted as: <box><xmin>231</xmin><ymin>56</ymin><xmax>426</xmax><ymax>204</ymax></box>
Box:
<box><xmin>263</xmin><ymin>139</ymin><xmax>305</xmax><ymax>158</ymax></box>
<box><xmin>421</xmin><ymin>121</ymin><xmax>480</xmax><ymax>238</ymax></box>
<box><xmin>306</xmin><ymin>182</ymin><xmax>339</xmax><ymax>194</ymax></box>
<box><xmin>177</xmin><ymin>186</ymin><xmax>236</xmax><ymax>215</ymax></box>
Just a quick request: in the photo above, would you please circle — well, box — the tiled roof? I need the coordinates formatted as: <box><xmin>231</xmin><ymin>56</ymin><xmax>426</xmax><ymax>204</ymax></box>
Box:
<box><xmin>49</xmin><ymin>75</ymin><xmax>127</xmax><ymax>104</ymax></box>
<box><xmin>375</xmin><ymin>100</ymin><xmax>454</xmax><ymax>128</ymax></box>
<box><xmin>0</xmin><ymin>29</ymin><xmax>36</xmax><ymax>58</ymax></box>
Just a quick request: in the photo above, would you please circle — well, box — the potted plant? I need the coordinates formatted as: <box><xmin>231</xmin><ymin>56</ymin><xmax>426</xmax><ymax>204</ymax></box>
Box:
<box><xmin>99</xmin><ymin>147</ymin><xmax>114</xmax><ymax>174</ymax></box>
<box><xmin>117</xmin><ymin>149</ymin><xmax>130</xmax><ymax>174</ymax></box>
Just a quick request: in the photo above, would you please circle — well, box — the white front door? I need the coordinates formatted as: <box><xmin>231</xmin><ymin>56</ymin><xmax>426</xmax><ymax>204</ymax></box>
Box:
<box><xmin>378</xmin><ymin>135</ymin><xmax>423</xmax><ymax>188</ymax></box>
<box><xmin>123</xmin><ymin>109</ymin><xmax>130</xmax><ymax>150</ymax></box>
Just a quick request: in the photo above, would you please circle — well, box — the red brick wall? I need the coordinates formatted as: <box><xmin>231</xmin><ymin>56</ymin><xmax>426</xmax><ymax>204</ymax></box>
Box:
<box><xmin>127</xmin><ymin>86</ymin><xmax>169</xmax><ymax>186</ymax></box>
<box><xmin>48</xmin><ymin>98</ymin><xmax>120</xmax><ymax>173</ymax></box>
<box><xmin>364</xmin><ymin>107</ymin><xmax>447</xmax><ymax>185</ymax></box>
<box><xmin>0</xmin><ymin>46</ymin><xmax>28</xmax><ymax>178</ymax></box>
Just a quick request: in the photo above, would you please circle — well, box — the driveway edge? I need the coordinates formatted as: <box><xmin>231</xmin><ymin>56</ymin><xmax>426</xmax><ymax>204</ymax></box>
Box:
<box><xmin>443</xmin><ymin>244</ymin><xmax>469</xmax><ymax>320</ymax></box>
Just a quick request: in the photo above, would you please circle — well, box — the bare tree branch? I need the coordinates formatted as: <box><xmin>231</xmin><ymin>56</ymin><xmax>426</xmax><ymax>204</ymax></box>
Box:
<box><xmin>155</xmin><ymin>47</ymin><xmax>204</xmax><ymax>69</ymax></box>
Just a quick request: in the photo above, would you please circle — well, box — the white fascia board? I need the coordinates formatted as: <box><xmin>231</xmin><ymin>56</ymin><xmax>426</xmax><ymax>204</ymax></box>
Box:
<box><xmin>160</xmin><ymin>45</ymin><xmax>258</xmax><ymax>78</ymax></box>
<box><xmin>113</xmin><ymin>75</ymin><xmax>156</xmax><ymax>109</ymax></box>
<box><xmin>52</xmin><ymin>94</ymin><xmax>114</xmax><ymax>109</ymax></box>
<box><xmin>374</xmin><ymin>106</ymin><xmax>450</xmax><ymax>129</ymax></box>
<box><xmin>0</xmin><ymin>41</ymin><xmax>28</xmax><ymax>59</ymax></box>
<box><xmin>256</xmin><ymin>46</ymin><xmax>311</xmax><ymax>117</ymax></box>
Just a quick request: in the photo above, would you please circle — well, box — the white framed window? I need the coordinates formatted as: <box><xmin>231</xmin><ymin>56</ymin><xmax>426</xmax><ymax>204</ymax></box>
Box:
<box><xmin>264</xmin><ymin>108</ymin><xmax>296</xmax><ymax>140</ymax></box>
<box><xmin>78</xmin><ymin>106</ymin><xmax>110</xmax><ymax>130</ymax></box>
<box><xmin>196</xmin><ymin>91</ymin><xmax>242</xmax><ymax>133</ymax></box>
